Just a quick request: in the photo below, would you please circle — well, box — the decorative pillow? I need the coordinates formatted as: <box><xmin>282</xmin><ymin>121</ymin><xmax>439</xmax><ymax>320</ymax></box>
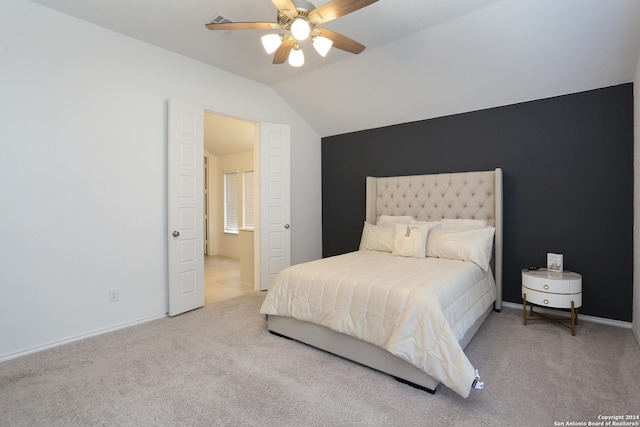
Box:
<box><xmin>377</xmin><ymin>215</ymin><xmax>414</xmax><ymax>225</ymax></box>
<box><xmin>392</xmin><ymin>223</ymin><xmax>430</xmax><ymax>258</ymax></box>
<box><xmin>426</xmin><ymin>226</ymin><xmax>495</xmax><ymax>270</ymax></box>
<box><xmin>359</xmin><ymin>222</ymin><xmax>395</xmax><ymax>253</ymax></box>
<box><xmin>440</xmin><ymin>218</ymin><xmax>487</xmax><ymax>229</ymax></box>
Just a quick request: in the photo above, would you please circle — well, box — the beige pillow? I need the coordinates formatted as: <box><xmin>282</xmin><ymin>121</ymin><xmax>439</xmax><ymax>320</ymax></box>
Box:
<box><xmin>440</xmin><ymin>218</ymin><xmax>487</xmax><ymax>229</ymax></box>
<box><xmin>359</xmin><ymin>222</ymin><xmax>395</xmax><ymax>252</ymax></box>
<box><xmin>392</xmin><ymin>223</ymin><xmax>430</xmax><ymax>258</ymax></box>
<box><xmin>426</xmin><ymin>226</ymin><xmax>495</xmax><ymax>270</ymax></box>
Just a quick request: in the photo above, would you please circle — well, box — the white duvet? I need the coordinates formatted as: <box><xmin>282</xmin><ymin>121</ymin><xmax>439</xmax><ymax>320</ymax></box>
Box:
<box><xmin>259</xmin><ymin>250</ymin><xmax>496</xmax><ymax>398</ymax></box>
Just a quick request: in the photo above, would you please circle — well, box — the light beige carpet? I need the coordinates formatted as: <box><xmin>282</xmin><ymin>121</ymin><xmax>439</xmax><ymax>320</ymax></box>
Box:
<box><xmin>1</xmin><ymin>292</ymin><xmax>638</xmax><ymax>427</ymax></box>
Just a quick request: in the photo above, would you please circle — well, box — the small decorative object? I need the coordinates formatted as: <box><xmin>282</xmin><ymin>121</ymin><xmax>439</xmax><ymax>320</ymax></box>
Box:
<box><xmin>392</xmin><ymin>223</ymin><xmax>429</xmax><ymax>258</ymax></box>
<box><xmin>396</xmin><ymin>226</ymin><xmax>421</xmax><ymax>255</ymax></box>
<box><xmin>547</xmin><ymin>253</ymin><xmax>563</xmax><ymax>272</ymax></box>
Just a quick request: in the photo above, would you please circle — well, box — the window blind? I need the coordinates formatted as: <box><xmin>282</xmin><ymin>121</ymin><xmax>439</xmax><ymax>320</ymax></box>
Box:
<box><xmin>224</xmin><ymin>172</ymin><xmax>238</xmax><ymax>233</ymax></box>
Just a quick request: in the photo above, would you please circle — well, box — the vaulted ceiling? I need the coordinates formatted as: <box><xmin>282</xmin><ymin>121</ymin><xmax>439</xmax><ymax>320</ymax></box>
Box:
<box><xmin>28</xmin><ymin>0</ymin><xmax>640</xmax><ymax>137</ymax></box>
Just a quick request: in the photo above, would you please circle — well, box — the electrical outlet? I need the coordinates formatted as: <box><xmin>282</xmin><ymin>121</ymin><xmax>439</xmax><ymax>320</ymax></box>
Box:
<box><xmin>109</xmin><ymin>288</ymin><xmax>119</xmax><ymax>302</ymax></box>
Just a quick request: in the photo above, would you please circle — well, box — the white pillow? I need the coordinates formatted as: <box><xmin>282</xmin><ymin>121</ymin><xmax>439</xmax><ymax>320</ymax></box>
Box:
<box><xmin>426</xmin><ymin>226</ymin><xmax>495</xmax><ymax>270</ymax></box>
<box><xmin>412</xmin><ymin>220</ymin><xmax>442</xmax><ymax>227</ymax></box>
<box><xmin>392</xmin><ymin>223</ymin><xmax>430</xmax><ymax>258</ymax></box>
<box><xmin>440</xmin><ymin>218</ymin><xmax>487</xmax><ymax>229</ymax></box>
<box><xmin>359</xmin><ymin>222</ymin><xmax>395</xmax><ymax>252</ymax></box>
<box><xmin>377</xmin><ymin>215</ymin><xmax>414</xmax><ymax>225</ymax></box>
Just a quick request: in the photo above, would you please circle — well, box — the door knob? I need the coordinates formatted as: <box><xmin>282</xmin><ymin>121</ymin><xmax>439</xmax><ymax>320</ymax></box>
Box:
<box><xmin>172</xmin><ymin>231</ymin><xmax>180</xmax><ymax>237</ymax></box>
<box><xmin>284</xmin><ymin>224</ymin><xmax>290</xmax><ymax>229</ymax></box>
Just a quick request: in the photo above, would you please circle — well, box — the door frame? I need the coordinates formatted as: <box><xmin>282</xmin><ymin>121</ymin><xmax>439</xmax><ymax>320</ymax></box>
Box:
<box><xmin>199</xmin><ymin>104</ymin><xmax>289</xmax><ymax>292</ymax></box>
<box><xmin>202</xmin><ymin>107</ymin><xmax>259</xmax><ymax>291</ymax></box>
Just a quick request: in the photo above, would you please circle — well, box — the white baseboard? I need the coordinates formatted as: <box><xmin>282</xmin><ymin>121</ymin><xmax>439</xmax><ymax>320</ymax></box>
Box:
<box><xmin>501</xmin><ymin>301</ymin><xmax>632</xmax><ymax>329</ymax></box>
<box><xmin>0</xmin><ymin>313</ymin><xmax>167</xmax><ymax>363</ymax></box>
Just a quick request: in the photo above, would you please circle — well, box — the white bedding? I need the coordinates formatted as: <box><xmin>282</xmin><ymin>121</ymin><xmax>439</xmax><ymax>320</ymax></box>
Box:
<box><xmin>259</xmin><ymin>250</ymin><xmax>496</xmax><ymax>398</ymax></box>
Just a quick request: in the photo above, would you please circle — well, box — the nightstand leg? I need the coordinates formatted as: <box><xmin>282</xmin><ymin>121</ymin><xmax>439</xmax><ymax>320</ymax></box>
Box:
<box><xmin>523</xmin><ymin>293</ymin><xmax>527</xmax><ymax>325</ymax></box>
<box><xmin>571</xmin><ymin>301</ymin><xmax>576</xmax><ymax>336</ymax></box>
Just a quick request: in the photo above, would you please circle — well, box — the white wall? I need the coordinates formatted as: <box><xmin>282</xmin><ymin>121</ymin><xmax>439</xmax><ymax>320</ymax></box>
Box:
<box><xmin>634</xmin><ymin>50</ymin><xmax>640</xmax><ymax>345</ymax></box>
<box><xmin>0</xmin><ymin>0</ymin><xmax>322</xmax><ymax>361</ymax></box>
<box><xmin>216</xmin><ymin>151</ymin><xmax>254</xmax><ymax>259</ymax></box>
<box><xmin>275</xmin><ymin>0</ymin><xmax>640</xmax><ymax>138</ymax></box>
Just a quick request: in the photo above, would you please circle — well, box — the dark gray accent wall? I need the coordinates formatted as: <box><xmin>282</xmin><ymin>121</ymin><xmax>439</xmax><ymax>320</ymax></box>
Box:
<box><xmin>321</xmin><ymin>83</ymin><xmax>633</xmax><ymax>322</ymax></box>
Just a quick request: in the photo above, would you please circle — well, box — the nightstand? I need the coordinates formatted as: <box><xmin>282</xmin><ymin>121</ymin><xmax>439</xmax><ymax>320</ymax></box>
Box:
<box><xmin>521</xmin><ymin>268</ymin><xmax>582</xmax><ymax>336</ymax></box>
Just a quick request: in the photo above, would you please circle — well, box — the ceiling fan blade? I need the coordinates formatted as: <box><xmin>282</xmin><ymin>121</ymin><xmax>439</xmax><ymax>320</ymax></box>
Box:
<box><xmin>205</xmin><ymin>22</ymin><xmax>279</xmax><ymax>31</ymax></box>
<box><xmin>309</xmin><ymin>0</ymin><xmax>378</xmax><ymax>25</ymax></box>
<box><xmin>315</xmin><ymin>28</ymin><xmax>365</xmax><ymax>54</ymax></box>
<box><xmin>273</xmin><ymin>37</ymin><xmax>296</xmax><ymax>64</ymax></box>
<box><xmin>272</xmin><ymin>0</ymin><xmax>298</xmax><ymax>19</ymax></box>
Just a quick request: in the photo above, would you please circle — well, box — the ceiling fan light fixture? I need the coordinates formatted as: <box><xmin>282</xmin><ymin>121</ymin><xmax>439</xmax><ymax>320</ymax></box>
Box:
<box><xmin>312</xmin><ymin>36</ymin><xmax>333</xmax><ymax>57</ymax></box>
<box><xmin>261</xmin><ymin>34</ymin><xmax>283</xmax><ymax>54</ymax></box>
<box><xmin>290</xmin><ymin>18</ymin><xmax>311</xmax><ymax>41</ymax></box>
<box><xmin>205</xmin><ymin>0</ymin><xmax>375</xmax><ymax>66</ymax></box>
<box><xmin>288</xmin><ymin>45</ymin><xmax>304</xmax><ymax>67</ymax></box>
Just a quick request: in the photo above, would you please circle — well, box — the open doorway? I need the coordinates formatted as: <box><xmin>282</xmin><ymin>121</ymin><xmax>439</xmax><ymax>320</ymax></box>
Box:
<box><xmin>168</xmin><ymin>99</ymin><xmax>291</xmax><ymax>315</ymax></box>
<box><xmin>203</xmin><ymin>111</ymin><xmax>256</xmax><ymax>304</ymax></box>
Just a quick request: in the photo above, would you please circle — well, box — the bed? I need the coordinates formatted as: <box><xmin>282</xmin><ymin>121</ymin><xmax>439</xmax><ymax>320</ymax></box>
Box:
<box><xmin>260</xmin><ymin>169</ymin><xmax>502</xmax><ymax>398</ymax></box>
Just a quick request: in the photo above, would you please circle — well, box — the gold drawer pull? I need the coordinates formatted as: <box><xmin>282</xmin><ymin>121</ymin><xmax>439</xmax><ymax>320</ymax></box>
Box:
<box><xmin>543</xmin><ymin>284</ymin><xmax>549</xmax><ymax>290</ymax></box>
<box><xmin>543</xmin><ymin>299</ymin><xmax>549</xmax><ymax>304</ymax></box>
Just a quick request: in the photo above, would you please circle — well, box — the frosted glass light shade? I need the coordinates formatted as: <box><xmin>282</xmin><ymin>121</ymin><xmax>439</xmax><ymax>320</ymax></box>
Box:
<box><xmin>288</xmin><ymin>47</ymin><xmax>304</xmax><ymax>67</ymax></box>
<box><xmin>312</xmin><ymin>36</ymin><xmax>333</xmax><ymax>57</ymax></box>
<box><xmin>290</xmin><ymin>18</ymin><xmax>311</xmax><ymax>41</ymax></box>
<box><xmin>261</xmin><ymin>34</ymin><xmax>282</xmax><ymax>54</ymax></box>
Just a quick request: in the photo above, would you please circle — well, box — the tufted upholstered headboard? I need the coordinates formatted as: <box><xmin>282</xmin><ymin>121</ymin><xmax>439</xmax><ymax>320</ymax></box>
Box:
<box><xmin>365</xmin><ymin>168</ymin><xmax>503</xmax><ymax>310</ymax></box>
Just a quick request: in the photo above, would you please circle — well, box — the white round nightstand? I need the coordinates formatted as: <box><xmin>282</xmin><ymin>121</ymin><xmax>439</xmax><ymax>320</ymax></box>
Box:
<box><xmin>521</xmin><ymin>268</ymin><xmax>582</xmax><ymax>336</ymax></box>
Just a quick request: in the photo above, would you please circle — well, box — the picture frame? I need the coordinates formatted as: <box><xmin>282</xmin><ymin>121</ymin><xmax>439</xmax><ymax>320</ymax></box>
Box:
<box><xmin>547</xmin><ymin>253</ymin><xmax>563</xmax><ymax>272</ymax></box>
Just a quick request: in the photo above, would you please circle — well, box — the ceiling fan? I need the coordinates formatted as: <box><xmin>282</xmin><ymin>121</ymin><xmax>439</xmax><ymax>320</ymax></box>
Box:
<box><xmin>205</xmin><ymin>0</ymin><xmax>378</xmax><ymax>67</ymax></box>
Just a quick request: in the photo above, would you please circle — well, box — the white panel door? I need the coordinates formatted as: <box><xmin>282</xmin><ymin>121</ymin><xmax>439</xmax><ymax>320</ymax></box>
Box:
<box><xmin>259</xmin><ymin>122</ymin><xmax>290</xmax><ymax>290</ymax></box>
<box><xmin>168</xmin><ymin>98</ymin><xmax>204</xmax><ymax>316</ymax></box>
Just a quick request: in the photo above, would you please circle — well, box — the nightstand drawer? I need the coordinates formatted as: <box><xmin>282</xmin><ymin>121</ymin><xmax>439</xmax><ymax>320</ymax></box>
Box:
<box><xmin>522</xmin><ymin>287</ymin><xmax>582</xmax><ymax>309</ymax></box>
<box><xmin>522</xmin><ymin>271</ymin><xmax>581</xmax><ymax>294</ymax></box>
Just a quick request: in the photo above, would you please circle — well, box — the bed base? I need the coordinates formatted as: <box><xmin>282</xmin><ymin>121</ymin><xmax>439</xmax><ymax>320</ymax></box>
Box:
<box><xmin>267</xmin><ymin>303</ymin><xmax>494</xmax><ymax>394</ymax></box>
<box><xmin>394</xmin><ymin>376</ymin><xmax>437</xmax><ymax>394</ymax></box>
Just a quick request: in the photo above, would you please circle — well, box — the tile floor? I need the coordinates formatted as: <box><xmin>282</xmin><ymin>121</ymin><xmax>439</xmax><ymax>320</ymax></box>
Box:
<box><xmin>204</xmin><ymin>255</ymin><xmax>254</xmax><ymax>304</ymax></box>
